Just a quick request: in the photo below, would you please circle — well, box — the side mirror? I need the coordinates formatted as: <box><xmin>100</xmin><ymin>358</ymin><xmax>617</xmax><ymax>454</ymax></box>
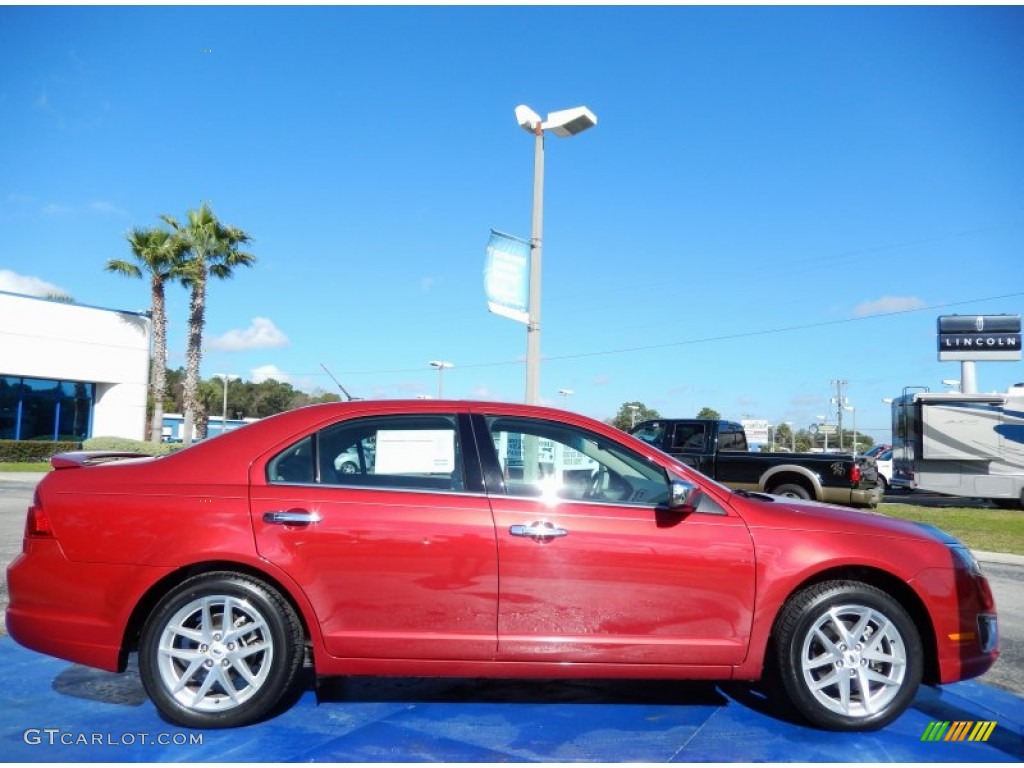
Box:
<box><xmin>668</xmin><ymin>479</ymin><xmax>704</xmax><ymax>511</ymax></box>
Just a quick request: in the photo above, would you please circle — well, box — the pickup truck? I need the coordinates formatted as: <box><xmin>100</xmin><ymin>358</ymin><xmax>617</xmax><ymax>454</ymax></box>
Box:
<box><xmin>630</xmin><ymin>418</ymin><xmax>881</xmax><ymax>508</ymax></box>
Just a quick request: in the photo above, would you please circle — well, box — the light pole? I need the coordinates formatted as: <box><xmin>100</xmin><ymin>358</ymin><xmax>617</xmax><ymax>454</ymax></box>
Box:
<box><xmin>428</xmin><ymin>360</ymin><xmax>452</xmax><ymax>398</ymax></box>
<box><xmin>214</xmin><ymin>373</ymin><xmax>239</xmax><ymax>436</ymax></box>
<box><xmin>627</xmin><ymin>404</ymin><xmax>640</xmax><ymax>428</ymax></box>
<box><xmin>515</xmin><ymin>104</ymin><xmax>597</xmax><ymax>404</ymax></box>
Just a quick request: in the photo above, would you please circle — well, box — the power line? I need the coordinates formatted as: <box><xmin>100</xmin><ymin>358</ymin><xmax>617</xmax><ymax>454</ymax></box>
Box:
<box><xmin>306</xmin><ymin>290</ymin><xmax>1023</xmax><ymax>378</ymax></box>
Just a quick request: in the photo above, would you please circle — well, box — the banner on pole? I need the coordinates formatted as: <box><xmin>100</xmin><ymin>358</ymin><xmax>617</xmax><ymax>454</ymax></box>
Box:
<box><xmin>484</xmin><ymin>230</ymin><xmax>530</xmax><ymax>325</ymax></box>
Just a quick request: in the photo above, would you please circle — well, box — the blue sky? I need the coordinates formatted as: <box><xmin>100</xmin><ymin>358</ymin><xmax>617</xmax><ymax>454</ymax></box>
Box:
<box><xmin>2</xmin><ymin>5</ymin><xmax>1023</xmax><ymax>444</ymax></box>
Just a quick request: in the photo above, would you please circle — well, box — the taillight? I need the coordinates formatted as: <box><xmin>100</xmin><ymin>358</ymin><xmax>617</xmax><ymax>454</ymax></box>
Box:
<box><xmin>25</xmin><ymin>491</ymin><xmax>53</xmax><ymax>537</ymax></box>
<box><xmin>850</xmin><ymin>463</ymin><xmax>862</xmax><ymax>485</ymax></box>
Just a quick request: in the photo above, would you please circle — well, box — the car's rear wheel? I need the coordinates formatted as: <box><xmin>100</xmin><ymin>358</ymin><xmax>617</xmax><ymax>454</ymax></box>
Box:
<box><xmin>139</xmin><ymin>572</ymin><xmax>303</xmax><ymax>728</ymax></box>
<box><xmin>771</xmin><ymin>482</ymin><xmax>811</xmax><ymax>500</ymax></box>
<box><xmin>339</xmin><ymin>461</ymin><xmax>358</xmax><ymax>474</ymax></box>
<box><xmin>877</xmin><ymin>475</ymin><xmax>889</xmax><ymax>494</ymax></box>
<box><xmin>774</xmin><ymin>580</ymin><xmax>922</xmax><ymax>730</ymax></box>
<box><xmin>991</xmin><ymin>497</ymin><xmax>1023</xmax><ymax>510</ymax></box>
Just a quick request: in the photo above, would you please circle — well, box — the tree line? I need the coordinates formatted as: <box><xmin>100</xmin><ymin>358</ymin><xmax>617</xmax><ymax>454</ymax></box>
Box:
<box><xmin>160</xmin><ymin>368</ymin><xmax>339</xmax><ymax>426</ymax></box>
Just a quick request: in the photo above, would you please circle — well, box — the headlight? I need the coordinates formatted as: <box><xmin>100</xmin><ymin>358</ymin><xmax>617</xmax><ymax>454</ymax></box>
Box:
<box><xmin>951</xmin><ymin>545</ymin><xmax>983</xmax><ymax>576</ymax></box>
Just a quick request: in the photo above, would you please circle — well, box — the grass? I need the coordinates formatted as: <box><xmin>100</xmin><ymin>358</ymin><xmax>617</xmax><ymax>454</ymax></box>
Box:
<box><xmin>878</xmin><ymin>502</ymin><xmax>1024</xmax><ymax>556</ymax></box>
<box><xmin>0</xmin><ymin>462</ymin><xmax>50</xmax><ymax>472</ymax></box>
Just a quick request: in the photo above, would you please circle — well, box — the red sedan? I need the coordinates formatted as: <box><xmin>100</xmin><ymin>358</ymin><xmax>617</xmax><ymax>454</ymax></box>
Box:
<box><xmin>6</xmin><ymin>401</ymin><xmax>998</xmax><ymax>731</ymax></box>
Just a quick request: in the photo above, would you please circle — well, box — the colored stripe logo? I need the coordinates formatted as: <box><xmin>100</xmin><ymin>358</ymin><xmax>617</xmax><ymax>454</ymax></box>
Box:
<box><xmin>921</xmin><ymin>721</ymin><xmax>997</xmax><ymax>742</ymax></box>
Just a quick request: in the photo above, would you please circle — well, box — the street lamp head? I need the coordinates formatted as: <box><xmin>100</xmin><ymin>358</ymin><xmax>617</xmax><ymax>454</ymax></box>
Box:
<box><xmin>428</xmin><ymin>360</ymin><xmax>453</xmax><ymax>370</ymax></box>
<box><xmin>558</xmin><ymin>388</ymin><xmax>573</xmax><ymax>397</ymax></box>
<box><xmin>515</xmin><ymin>105</ymin><xmax>598</xmax><ymax>138</ymax></box>
<box><xmin>515</xmin><ymin>104</ymin><xmax>543</xmax><ymax>133</ymax></box>
<box><xmin>544</xmin><ymin>106</ymin><xmax>598</xmax><ymax>137</ymax></box>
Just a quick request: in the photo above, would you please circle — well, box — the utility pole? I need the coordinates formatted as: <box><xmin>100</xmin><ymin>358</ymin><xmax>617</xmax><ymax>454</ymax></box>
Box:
<box><xmin>831</xmin><ymin>379</ymin><xmax>848</xmax><ymax>451</ymax></box>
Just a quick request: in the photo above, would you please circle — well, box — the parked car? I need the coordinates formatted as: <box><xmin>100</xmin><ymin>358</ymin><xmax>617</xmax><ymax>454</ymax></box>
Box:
<box><xmin>332</xmin><ymin>440</ymin><xmax>375</xmax><ymax>474</ymax></box>
<box><xmin>875</xmin><ymin>448</ymin><xmax>894</xmax><ymax>492</ymax></box>
<box><xmin>6</xmin><ymin>401</ymin><xmax>998</xmax><ymax>732</ymax></box>
<box><xmin>630</xmin><ymin>418</ymin><xmax>881</xmax><ymax>507</ymax></box>
<box><xmin>862</xmin><ymin>444</ymin><xmax>892</xmax><ymax>460</ymax></box>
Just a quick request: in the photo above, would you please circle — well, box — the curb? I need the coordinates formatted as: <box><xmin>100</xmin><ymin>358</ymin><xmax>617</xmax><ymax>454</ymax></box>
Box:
<box><xmin>974</xmin><ymin>549</ymin><xmax>1024</xmax><ymax>567</ymax></box>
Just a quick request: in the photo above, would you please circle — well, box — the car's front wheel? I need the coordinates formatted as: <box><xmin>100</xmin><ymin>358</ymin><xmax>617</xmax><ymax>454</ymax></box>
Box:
<box><xmin>139</xmin><ymin>572</ymin><xmax>303</xmax><ymax>728</ymax></box>
<box><xmin>774</xmin><ymin>580</ymin><xmax>922</xmax><ymax>731</ymax></box>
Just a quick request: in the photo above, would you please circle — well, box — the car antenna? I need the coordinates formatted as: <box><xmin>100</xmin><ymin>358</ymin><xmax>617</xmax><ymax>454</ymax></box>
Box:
<box><xmin>320</xmin><ymin>363</ymin><xmax>360</xmax><ymax>401</ymax></box>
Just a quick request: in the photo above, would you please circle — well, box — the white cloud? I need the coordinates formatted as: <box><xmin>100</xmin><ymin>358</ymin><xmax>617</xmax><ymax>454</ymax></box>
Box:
<box><xmin>854</xmin><ymin>296</ymin><xmax>926</xmax><ymax>317</ymax></box>
<box><xmin>250</xmin><ymin>364</ymin><xmax>291</xmax><ymax>384</ymax></box>
<box><xmin>89</xmin><ymin>200</ymin><xmax>127</xmax><ymax>216</ymax></box>
<box><xmin>210</xmin><ymin>317</ymin><xmax>289</xmax><ymax>351</ymax></box>
<box><xmin>40</xmin><ymin>202</ymin><xmax>73</xmax><ymax>216</ymax></box>
<box><xmin>0</xmin><ymin>269</ymin><xmax>68</xmax><ymax>297</ymax></box>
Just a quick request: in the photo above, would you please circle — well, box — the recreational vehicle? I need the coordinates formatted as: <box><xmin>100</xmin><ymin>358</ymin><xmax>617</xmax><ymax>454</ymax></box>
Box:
<box><xmin>891</xmin><ymin>384</ymin><xmax>1024</xmax><ymax>508</ymax></box>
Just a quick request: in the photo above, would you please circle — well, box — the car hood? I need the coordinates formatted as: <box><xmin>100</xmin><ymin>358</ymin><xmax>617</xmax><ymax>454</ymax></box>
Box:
<box><xmin>733</xmin><ymin>492</ymin><xmax>957</xmax><ymax>547</ymax></box>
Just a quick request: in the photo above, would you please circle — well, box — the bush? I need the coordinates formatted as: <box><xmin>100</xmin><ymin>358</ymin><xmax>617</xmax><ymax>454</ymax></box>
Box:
<box><xmin>0</xmin><ymin>439</ymin><xmax>82</xmax><ymax>463</ymax></box>
<box><xmin>82</xmin><ymin>437</ymin><xmax>183</xmax><ymax>456</ymax></box>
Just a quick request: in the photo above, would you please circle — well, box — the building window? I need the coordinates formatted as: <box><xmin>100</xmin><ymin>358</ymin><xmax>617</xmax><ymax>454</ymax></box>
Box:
<box><xmin>0</xmin><ymin>376</ymin><xmax>94</xmax><ymax>441</ymax></box>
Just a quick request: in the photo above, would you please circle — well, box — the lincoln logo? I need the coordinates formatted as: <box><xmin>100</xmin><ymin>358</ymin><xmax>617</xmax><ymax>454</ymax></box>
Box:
<box><xmin>975</xmin><ymin>316</ymin><xmax>985</xmax><ymax>332</ymax></box>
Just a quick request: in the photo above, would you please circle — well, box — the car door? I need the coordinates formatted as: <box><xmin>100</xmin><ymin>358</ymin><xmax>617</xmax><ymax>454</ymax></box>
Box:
<box><xmin>668</xmin><ymin>422</ymin><xmax>716</xmax><ymax>475</ymax></box>
<box><xmin>474</xmin><ymin>413</ymin><xmax>756</xmax><ymax>667</ymax></box>
<box><xmin>250</xmin><ymin>412</ymin><xmax>499</xmax><ymax>661</ymax></box>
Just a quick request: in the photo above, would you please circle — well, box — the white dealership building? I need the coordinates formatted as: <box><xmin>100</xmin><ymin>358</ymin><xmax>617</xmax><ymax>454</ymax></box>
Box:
<box><xmin>0</xmin><ymin>291</ymin><xmax>151</xmax><ymax>441</ymax></box>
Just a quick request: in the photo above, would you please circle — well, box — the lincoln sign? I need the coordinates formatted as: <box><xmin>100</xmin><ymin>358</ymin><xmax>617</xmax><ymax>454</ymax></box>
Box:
<box><xmin>937</xmin><ymin>314</ymin><xmax>1022</xmax><ymax>361</ymax></box>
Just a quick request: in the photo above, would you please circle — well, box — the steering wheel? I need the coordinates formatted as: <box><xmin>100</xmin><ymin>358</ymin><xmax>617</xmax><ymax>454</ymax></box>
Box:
<box><xmin>585</xmin><ymin>468</ymin><xmax>608</xmax><ymax>500</ymax></box>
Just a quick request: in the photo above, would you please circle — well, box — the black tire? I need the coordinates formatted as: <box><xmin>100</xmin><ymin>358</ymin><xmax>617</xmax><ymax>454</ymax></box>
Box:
<box><xmin>339</xmin><ymin>461</ymin><xmax>358</xmax><ymax>474</ymax></box>
<box><xmin>774</xmin><ymin>580</ymin><xmax>922</xmax><ymax>731</ymax></box>
<box><xmin>877</xmin><ymin>476</ymin><xmax>889</xmax><ymax>495</ymax></box>
<box><xmin>771</xmin><ymin>483</ymin><xmax>811</xmax><ymax>500</ymax></box>
<box><xmin>991</xmin><ymin>498</ymin><xmax>1023</xmax><ymax>510</ymax></box>
<box><xmin>139</xmin><ymin>572</ymin><xmax>303</xmax><ymax>728</ymax></box>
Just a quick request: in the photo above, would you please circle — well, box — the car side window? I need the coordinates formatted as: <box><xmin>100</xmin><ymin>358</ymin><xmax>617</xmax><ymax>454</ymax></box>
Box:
<box><xmin>672</xmin><ymin>424</ymin><xmax>706</xmax><ymax>452</ymax></box>
<box><xmin>266</xmin><ymin>415</ymin><xmax>464</xmax><ymax>492</ymax></box>
<box><xmin>718</xmin><ymin>428</ymin><xmax>746</xmax><ymax>452</ymax></box>
<box><xmin>484</xmin><ymin>416</ymin><xmax>669</xmax><ymax>506</ymax></box>
<box><xmin>267</xmin><ymin>436</ymin><xmax>315</xmax><ymax>484</ymax></box>
<box><xmin>317</xmin><ymin>414</ymin><xmax>464</xmax><ymax>492</ymax></box>
<box><xmin>632</xmin><ymin>421</ymin><xmax>665</xmax><ymax>447</ymax></box>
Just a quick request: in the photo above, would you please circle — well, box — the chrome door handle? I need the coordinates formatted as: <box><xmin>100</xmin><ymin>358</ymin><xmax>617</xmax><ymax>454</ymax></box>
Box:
<box><xmin>263</xmin><ymin>510</ymin><xmax>321</xmax><ymax>525</ymax></box>
<box><xmin>509</xmin><ymin>521</ymin><xmax>568</xmax><ymax>539</ymax></box>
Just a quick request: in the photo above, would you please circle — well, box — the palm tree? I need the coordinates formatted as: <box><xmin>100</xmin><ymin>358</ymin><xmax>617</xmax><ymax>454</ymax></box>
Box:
<box><xmin>162</xmin><ymin>204</ymin><xmax>255</xmax><ymax>445</ymax></box>
<box><xmin>106</xmin><ymin>227</ymin><xmax>186</xmax><ymax>442</ymax></box>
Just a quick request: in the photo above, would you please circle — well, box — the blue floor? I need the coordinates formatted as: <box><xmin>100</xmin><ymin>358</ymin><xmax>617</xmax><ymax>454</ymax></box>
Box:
<box><xmin>1</xmin><ymin>637</ymin><xmax>1021</xmax><ymax>762</ymax></box>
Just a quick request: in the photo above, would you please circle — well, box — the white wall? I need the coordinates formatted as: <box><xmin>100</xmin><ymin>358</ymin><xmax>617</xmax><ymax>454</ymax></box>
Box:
<box><xmin>0</xmin><ymin>291</ymin><xmax>151</xmax><ymax>440</ymax></box>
